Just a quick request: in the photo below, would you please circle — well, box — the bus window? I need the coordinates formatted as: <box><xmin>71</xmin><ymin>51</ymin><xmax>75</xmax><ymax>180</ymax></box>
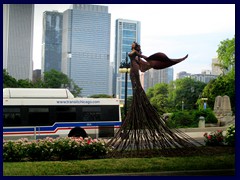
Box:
<box><xmin>81</xmin><ymin>106</ymin><xmax>101</xmax><ymax>121</ymax></box>
<box><xmin>28</xmin><ymin>107</ymin><xmax>50</xmax><ymax>126</ymax></box>
<box><xmin>3</xmin><ymin>107</ymin><xmax>21</xmax><ymax>126</ymax></box>
<box><xmin>56</xmin><ymin>106</ymin><xmax>76</xmax><ymax>122</ymax></box>
<box><xmin>100</xmin><ymin>106</ymin><xmax>119</xmax><ymax>121</ymax></box>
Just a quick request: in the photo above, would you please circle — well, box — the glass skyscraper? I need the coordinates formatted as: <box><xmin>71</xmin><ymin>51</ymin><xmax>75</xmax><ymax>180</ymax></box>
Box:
<box><xmin>62</xmin><ymin>4</ymin><xmax>111</xmax><ymax>97</ymax></box>
<box><xmin>114</xmin><ymin>19</ymin><xmax>141</xmax><ymax>100</ymax></box>
<box><xmin>42</xmin><ymin>11</ymin><xmax>63</xmax><ymax>74</ymax></box>
<box><xmin>3</xmin><ymin>4</ymin><xmax>34</xmax><ymax>80</ymax></box>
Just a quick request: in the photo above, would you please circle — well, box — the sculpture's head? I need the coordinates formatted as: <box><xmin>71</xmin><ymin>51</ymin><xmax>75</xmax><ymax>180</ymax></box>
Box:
<box><xmin>132</xmin><ymin>41</ymin><xmax>141</xmax><ymax>52</ymax></box>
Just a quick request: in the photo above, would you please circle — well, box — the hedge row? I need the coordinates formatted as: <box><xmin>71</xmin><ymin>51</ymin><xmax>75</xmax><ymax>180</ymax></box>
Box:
<box><xmin>3</xmin><ymin>137</ymin><xmax>111</xmax><ymax>162</ymax></box>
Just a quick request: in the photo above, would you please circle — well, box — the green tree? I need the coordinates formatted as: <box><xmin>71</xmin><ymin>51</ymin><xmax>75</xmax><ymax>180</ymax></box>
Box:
<box><xmin>146</xmin><ymin>83</ymin><xmax>169</xmax><ymax>113</ymax></box>
<box><xmin>3</xmin><ymin>69</ymin><xmax>18</xmax><ymax>88</ymax></box>
<box><xmin>17</xmin><ymin>79</ymin><xmax>34</xmax><ymax>88</ymax></box>
<box><xmin>3</xmin><ymin>69</ymin><xmax>82</xmax><ymax>97</ymax></box>
<box><xmin>202</xmin><ymin>73</ymin><xmax>235</xmax><ymax>113</ymax></box>
<box><xmin>43</xmin><ymin>69</ymin><xmax>82</xmax><ymax>97</ymax></box>
<box><xmin>202</xmin><ymin>36</ymin><xmax>235</xmax><ymax>113</ymax></box>
<box><xmin>43</xmin><ymin>69</ymin><xmax>70</xmax><ymax>88</ymax></box>
<box><xmin>90</xmin><ymin>94</ymin><xmax>112</xmax><ymax>98</ymax></box>
<box><xmin>216</xmin><ymin>36</ymin><xmax>235</xmax><ymax>74</ymax></box>
<box><xmin>69</xmin><ymin>81</ymin><xmax>82</xmax><ymax>97</ymax></box>
<box><xmin>168</xmin><ymin>77</ymin><xmax>206</xmax><ymax>111</ymax></box>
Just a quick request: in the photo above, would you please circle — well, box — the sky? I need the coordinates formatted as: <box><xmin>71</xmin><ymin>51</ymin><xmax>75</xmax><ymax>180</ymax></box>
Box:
<box><xmin>33</xmin><ymin>4</ymin><xmax>235</xmax><ymax>79</ymax></box>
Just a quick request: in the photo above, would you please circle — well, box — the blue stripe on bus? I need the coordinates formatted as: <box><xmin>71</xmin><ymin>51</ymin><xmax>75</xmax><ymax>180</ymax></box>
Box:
<box><xmin>3</xmin><ymin>122</ymin><xmax>122</xmax><ymax>133</ymax></box>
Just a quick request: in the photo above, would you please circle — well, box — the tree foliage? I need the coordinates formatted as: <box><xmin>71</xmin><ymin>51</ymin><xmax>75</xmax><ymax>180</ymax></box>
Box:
<box><xmin>90</xmin><ymin>94</ymin><xmax>112</xmax><ymax>98</ymax></box>
<box><xmin>202</xmin><ymin>36</ymin><xmax>235</xmax><ymax>113</ymax></box>
<box><xmin>202</xmin><ymin>73</ymin><xmax>235</xmax><ymax>113</ymax></box>
<box><xmin>3</xmin><ymin>69</ymin><xmax>82</xmax><ymax>97</ymax></box>
<box><xmin>216</xmin><ymin>36</ymin><xmax>235</xmax><ymax>74</ymax></box>
<box><xmin>168</xmin><ymin>77</ymin><xmax>206</xmax><ymax>111</ymax></box>
<box><xmin>146</xmin><ymin>83</ymin><xmax>169</xmax><ymax>113</ymax></box>
<box><xmin>3</xmin><ymin>69</ymin><xmax>19</xmax><ymax>88</ymax></box>
<box><xmin>43</xmin><ymin>69</ymin><xmax>70</xmax><ymax>88</ymax></box>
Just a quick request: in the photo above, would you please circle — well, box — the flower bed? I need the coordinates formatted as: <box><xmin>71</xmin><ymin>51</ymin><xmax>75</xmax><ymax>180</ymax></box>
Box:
<box><xmin>225</xmin><ymin>124</ymin><xmax>235</xmax><ymax>146</ymax></box>
<box><xmin>203</xmin><ymin>130</ymin><xmax>224</xmax><ymax>146</ymax></box>
<box><xmin>3</xmin><ymin>137</ymin><xmax>111</xmax><ymax>162</ymax></box>
<box><xmin>203</xmin><ymin>124</ymin><xmax>235</xmax><ymax>146</ymax></box>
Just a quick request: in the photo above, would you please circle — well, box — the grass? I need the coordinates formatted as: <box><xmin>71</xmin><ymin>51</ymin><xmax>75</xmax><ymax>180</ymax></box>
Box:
<box><xmin>3</xmin><ymin>154</ymin><xmax>235</xmax><ymax>176</ymax></box>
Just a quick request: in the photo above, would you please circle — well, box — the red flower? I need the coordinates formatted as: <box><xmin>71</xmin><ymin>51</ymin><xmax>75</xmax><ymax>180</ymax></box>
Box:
<box><xmin>87</xmin><ymin>139</ymin><xmax>91</xmax><ymax>144</ymax></box>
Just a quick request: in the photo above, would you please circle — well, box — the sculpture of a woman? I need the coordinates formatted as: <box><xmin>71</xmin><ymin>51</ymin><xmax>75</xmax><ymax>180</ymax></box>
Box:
<box><xmin>108</xmin><ymin>42</ymin><xmax>201</xmax><ymax>155</ymax></box>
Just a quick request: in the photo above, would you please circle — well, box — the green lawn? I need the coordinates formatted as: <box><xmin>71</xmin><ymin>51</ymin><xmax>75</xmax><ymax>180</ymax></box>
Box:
<box><xmin>3</xmin><ymin>154</ymin><xmax>234</xmax><ymax>176</ymax></box>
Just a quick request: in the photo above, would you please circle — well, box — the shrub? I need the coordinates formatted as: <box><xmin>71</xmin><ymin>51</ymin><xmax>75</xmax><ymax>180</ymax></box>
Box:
<box><xmin>194</xmin><ymin>109</ymin><xmax>218</xmax><ymax>124</ymax></box>
<box><xmin>3</xmin><ymin>139</ymin><xmax>28</xmax><ymax>161</ymax></box>
<box><xmin>225</xmin><ymin>124</ymin><xmax>235</xmax><ymax>146</ymax></box>
<box><xmin>3</xmin><ymin>137</ymin><xmax>111</xmax><ymax>162</ymax></box>
<box><xmin>203</xmin><ymin>130</ymin><xmax>224</xmax><ymax>146</ymax></box>
<box><xmin>166</xmin><ymin>111</ymin><xmax>197</xmax><ymax>128</ymax></box>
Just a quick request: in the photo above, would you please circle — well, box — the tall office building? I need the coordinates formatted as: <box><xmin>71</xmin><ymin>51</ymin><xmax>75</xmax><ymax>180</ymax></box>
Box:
<box><xmin>42</xmin><ymin>11</ymin><xmax>63</xmax><ymax>74</ymax></box>
<box><xmin>114</xmin><ymin>19</ymin><xmax>141</xmax><ymax>100</ymax></box>
<box><xmin>3</xmin><ymin>4</ymin><xmax>34</xmax><ymax>80</ymax></box>
<box><xmin>144</xmin><ymin>68</ymin><xmax>173</xmax><ymax>91</ymax></box>
<box><xmin>62</xmin><ymin>4</ymin><xmax>111</xmax><ymax>97</ymax></box>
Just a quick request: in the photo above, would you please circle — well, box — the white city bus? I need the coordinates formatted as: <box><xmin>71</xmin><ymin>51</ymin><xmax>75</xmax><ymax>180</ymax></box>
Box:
<box><xmin>3</xmin><ymin>88</ymin><xmax>121</xmax><ymax>140</ymax></box>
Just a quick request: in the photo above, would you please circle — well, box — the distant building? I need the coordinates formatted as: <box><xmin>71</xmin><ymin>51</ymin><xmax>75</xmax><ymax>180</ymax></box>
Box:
<box><xmin>144</xmin><ymin>68</ymin><xmax>173</xmax><ymax>90</ymax></box>
<box><xmin>61</xmin><ymin>4</ymin><xmax>111</xmax><ymax>96</ymax></box>
<box><xmin>114</xmin><ymin>19</ymin><xmax>141</xmax><ymax>100</ymax></box>
<box><xmin>3</xmin><ymin>4</ymin><xmax>34</xmax><ymax>80</ymax></box>
<box><xmin>177</xmin><ymin>70</ymin><xmax>217</xmax><ymax>83</ymax></box>
<box><xmin>32</xmin><ymin>69</ymin><xmax>41</xmax><ymax>82</ymax></box>
<box><xmin>212</xmin><ymin>57</ymin><xmax>222</xmax><ymax>75</ymax></box>
<box><xmin>176</xmin><ymin>71</ymin><xmax>191</xmax><ymax>79</ymax></box>
<box><xmin>201</xmin><ymin>69</ymin><xmax>211</xmax><ymax>75</ymax></box>
<box><xmin>190</xmin><ymin>73</ymin><xmax>218</xmax><ymax>83</ymax></box>
<box><xmin>42</xmin><ymin>11</ymin><xmax>63</xmax><ymax>74</ymax></box>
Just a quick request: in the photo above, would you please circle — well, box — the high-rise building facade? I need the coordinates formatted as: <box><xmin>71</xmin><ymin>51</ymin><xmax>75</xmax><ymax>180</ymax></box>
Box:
<box><xmin>42</xmin><ymin>11</ymin><xmax>63</xmax><ymax>74</ymax></box>
<box><xmin>144</xmin><ymin>68</ymin><xmax>173</xmax><ymax>91</ymax></box>
<box><xmin>3</xmin><ymin>4</ymin><xmax>34</xmax><ymax>80</ymax></box>
<box><xmin>114</xmin><ymin>19</ymin><xmax>141</xmax><ymax>100</ymax></box>
<box><xmin>62</xmin><ymin>4</ymin><xmax>111</xmax><ymax>97</ymax></box>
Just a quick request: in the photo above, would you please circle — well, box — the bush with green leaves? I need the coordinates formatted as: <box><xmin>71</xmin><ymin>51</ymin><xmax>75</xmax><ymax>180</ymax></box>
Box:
<box><xmin>225</xmin><ymin>124</ymin><xmax>235</xmax><ymax>146</ymax></box>
<box><xmin>193</xmin><ymin>108</ymin><xmax>218</xmax><ymax>124</ymax></box>
<box><xmin>3</xmin><ymin>137</ymin><xmax>111</xmax><ymax>162</ymax></box>
<box><xmin>166</xmin><ymin>111</ymin><xmax>197</xmax><ymax>128</ymax></box>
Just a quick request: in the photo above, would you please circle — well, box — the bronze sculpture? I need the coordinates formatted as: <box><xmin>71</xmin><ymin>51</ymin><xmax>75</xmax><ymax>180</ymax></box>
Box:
<box><xmin>108</xmin><ymin>42</ymin><xmax>201</xmax><ymax>156</ymax></box>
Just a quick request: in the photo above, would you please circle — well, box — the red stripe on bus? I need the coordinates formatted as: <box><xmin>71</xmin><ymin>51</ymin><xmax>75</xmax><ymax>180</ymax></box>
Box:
<box><xmin>3</xmin><ymin>126</ymin><xmax>120</xmax><ymax>136</ymax></box>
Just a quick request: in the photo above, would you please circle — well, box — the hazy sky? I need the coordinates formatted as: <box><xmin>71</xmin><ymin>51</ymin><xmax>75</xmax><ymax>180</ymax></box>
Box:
<box><xmin>33</xmin><ymin>4</ymin><xmax>235</xmax><ymax>79</ymax></box>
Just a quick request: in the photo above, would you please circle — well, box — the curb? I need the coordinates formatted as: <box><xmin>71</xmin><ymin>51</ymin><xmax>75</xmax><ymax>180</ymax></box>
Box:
<box><xmin>76</xmin><ymin>169</ymin><xmax>235</xmax><ymax>176</ymax></box>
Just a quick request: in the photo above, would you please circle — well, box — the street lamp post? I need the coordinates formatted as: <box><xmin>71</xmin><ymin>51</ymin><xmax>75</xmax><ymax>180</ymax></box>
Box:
<box><xmin>119</xmin><ymin>52</ymin><xmax>130</xmax><ymax>117</ymax></box>
<box><xmin>182</xmin><ymin>100</ymin><xmax>184</xmax><ymax>111</ymax></box>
